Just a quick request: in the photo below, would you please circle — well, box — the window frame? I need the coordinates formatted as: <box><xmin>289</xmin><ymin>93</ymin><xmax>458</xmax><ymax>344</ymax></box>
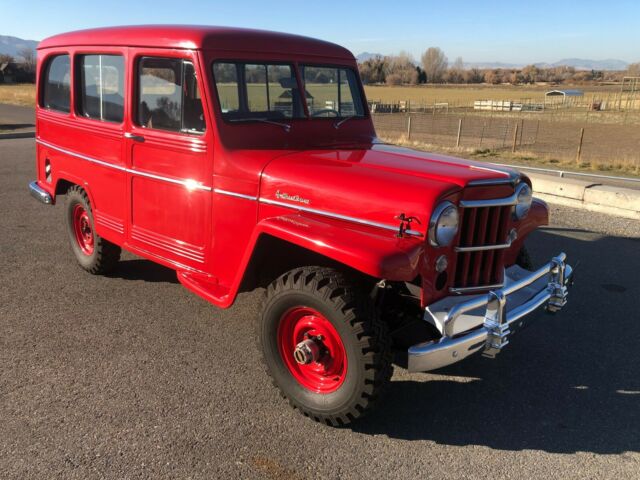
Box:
<box><xmin>40</xmin><ymin>53</ymin><xmax>72</xmax><ymax>114</ymax></box>
<box><xmin>75</xmin><ymin>53</ymin><xmax>126</xmax><ymax>125</ymax></box>
<box><xmin>135</xmin><ymin>55</ymin><xmax>206</xmax><ymax>136</ymax></box>
<box><xmin>211</xmin><ymin>59</ymin><xmax>305</xmax><ymax>123</ymax></box>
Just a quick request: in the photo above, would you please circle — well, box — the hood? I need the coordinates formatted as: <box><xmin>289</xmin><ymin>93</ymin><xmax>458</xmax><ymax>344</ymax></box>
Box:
<box><xmin>259</xmin><ymin>144</ymin><xmax>518</xmax><ymax>236</ymax></box>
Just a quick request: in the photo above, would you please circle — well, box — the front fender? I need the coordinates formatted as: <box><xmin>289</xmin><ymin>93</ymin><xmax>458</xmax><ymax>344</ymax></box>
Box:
<box><xmin>252</xmin><ymin>213</ymin><xmax>425</xmax><ymax>281</ymax></box>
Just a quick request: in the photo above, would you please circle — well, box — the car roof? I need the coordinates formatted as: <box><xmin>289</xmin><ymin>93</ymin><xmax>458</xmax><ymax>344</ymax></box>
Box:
<box><xmin>38</xmin><ymin>25</ymin><xmax>354</xmax><ymax>60</ymax></box>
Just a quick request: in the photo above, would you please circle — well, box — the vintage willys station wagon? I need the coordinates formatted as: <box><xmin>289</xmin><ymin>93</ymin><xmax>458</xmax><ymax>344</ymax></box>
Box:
<box><xmin>29</xmin><ymin>26</ymin><xmax>573</xmax><ymax>425</ymax></box>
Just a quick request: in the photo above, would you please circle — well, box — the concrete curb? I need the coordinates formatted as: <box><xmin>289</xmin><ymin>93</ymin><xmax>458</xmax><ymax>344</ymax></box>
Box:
<box><xmin>0</xmin><ymin>130</ymin><xmax>35</xmax><ymax>140</ymax></box>
<box><xmin>529</xmin><ymin>173</ymin><xmax>640</xmax><ymax>220</ymax></box>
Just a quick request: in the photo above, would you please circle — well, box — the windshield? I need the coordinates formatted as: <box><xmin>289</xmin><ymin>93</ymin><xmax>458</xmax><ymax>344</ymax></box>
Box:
<box><xmin>212</xmin><ymin>62</ymin><xmax>305</xmax><ymax>120</ymax></box>
<box><xmin>212</xmin><ymin>62</ymin><xmax>366</xmax><ymax>122</ymax></box>
<box><xmin>302</xmin><ymin>65</ymin><xmax>365</xmax><ymax>118</ymax></box>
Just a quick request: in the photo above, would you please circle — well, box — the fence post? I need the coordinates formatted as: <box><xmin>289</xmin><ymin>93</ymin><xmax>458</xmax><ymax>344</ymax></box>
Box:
<box><xmin>512</xmin><ymin>122</ymin><xmax>519</xmax><ymax>153</ymax></box>
<box><xmin>456</xmin><ymin>118</ymin><xmax>462</xmax><ymax>147</ymax></box>
<box><xmin>576</xmin><ymin>127</ymin><xmax>585</xmax><ymax>164</ymax></box>
<box><xmin>407</xmin><ymin>115</ymin><xmax>412</xmax><ymax>140</ymax></box>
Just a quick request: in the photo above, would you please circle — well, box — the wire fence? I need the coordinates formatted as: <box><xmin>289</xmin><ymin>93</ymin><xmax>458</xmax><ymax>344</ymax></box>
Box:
<box><xmin>372</xmin><ymin>112</ymin><xmax>640</xmax><ymax>170</ymax></box>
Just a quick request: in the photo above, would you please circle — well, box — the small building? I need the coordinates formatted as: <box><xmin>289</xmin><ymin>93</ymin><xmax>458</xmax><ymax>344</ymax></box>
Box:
<box><xmin>545</xmin><ymin>89</ymin><xmax>583</xmax><ymax>105</ymax></box>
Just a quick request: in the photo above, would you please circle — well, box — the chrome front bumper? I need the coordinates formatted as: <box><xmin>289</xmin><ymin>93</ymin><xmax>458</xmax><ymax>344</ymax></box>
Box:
<box><xmin>29</xmin><ymin>181</ymin><xmax>53</xmax><ymax>205</ymax></box>
<box><xmin>408</xmin><ymin>253</ymin><xmax>573</xmax><ymax>372</ymax></box>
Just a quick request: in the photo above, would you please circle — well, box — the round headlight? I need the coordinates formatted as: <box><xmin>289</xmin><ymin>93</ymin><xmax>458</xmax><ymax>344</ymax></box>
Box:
<box><xmin>514</xmin><ymin>183</ymin><xmax>533</xmax><ymax>220</ymax></box>
<box><xmin>429</xmin><ymin>201</ymin><xmax>459</xmax><ymax>247</ymax></box>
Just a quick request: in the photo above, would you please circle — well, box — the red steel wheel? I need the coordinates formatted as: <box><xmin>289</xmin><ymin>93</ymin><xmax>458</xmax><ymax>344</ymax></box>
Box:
<box><xmin>72</xmin><ymin>204</ymin><xmax>94</xmax><ymax>255</ymax></box>
<box><xmin>65</xmin><ymin>185</ymin><xmax>121</xmax><ymax>274</ymax></box>
<box><xmin>258</xmin><ymin>266</ymin><xmax>393</xmax><ymax>426</ymax></box>
<box><xmin>277</xmin><ymin>306</ymin><xmax>347</xmax><ymax>394</ymax></box>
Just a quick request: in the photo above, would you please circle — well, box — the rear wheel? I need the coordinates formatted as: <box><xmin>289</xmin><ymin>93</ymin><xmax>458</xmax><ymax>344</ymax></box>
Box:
<box><xmin>258</xmin><ymin>266</ymin><xmax>392</xmax><ymax>426</ymax></box>
<box><xmin>65</xmin><ymin>186</ymin><xmax>120</xmax><ymax>274</ymax></box>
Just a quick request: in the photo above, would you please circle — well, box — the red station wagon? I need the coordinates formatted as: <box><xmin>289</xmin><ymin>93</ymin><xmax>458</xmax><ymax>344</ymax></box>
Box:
<box><xmin>29</xmin><ymin>26</ymin><xmax>573</xmax><ymax>425</ymax></box>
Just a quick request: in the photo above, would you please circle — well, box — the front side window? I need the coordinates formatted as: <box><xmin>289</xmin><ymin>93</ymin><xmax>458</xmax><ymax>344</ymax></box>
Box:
<box><xmin>302</xmin><ymin>66</ymin><xmax>365</xmax><ymax>118</ymax></box>
<box><xmin>212</xmin><ymin>62</ymin><xmax>304</xmax><ymax>120</ymax></box>
<box><xmin>137</xmin><ymin>57</ymin><xmax>205</xmax><ymax>134</ymax></box>
<box><xmin>77</xmin><ymin>54</ymin><xmax>125</xmax><ymax>123</ymax></box>
<box><xmin>42</xmin><ymin>54</ymin><xmax>71</xmax><ymax>113</ymax></box>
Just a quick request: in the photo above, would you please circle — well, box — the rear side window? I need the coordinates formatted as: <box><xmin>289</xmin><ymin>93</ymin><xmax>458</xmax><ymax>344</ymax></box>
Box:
<box><xmin>137</xmin><ymin>57</ymin><xmax>205</xmax><ymax>134</ymax></box>
<box><xmin>42</xmin><ymin>55</ymin><xmax>71</xmax><ymax>113</ymax></box>
<box><xmin>77</xmin><ymin>55</ymin><xmax>125</xmax><ymax>123</ymax></box>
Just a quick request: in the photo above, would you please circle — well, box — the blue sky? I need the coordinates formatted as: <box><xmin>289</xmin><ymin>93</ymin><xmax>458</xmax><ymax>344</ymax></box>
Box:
<box><xmin>1</xmin><ymin>0</ymin><xmax>638</xmax><ymax>63</ymax></box>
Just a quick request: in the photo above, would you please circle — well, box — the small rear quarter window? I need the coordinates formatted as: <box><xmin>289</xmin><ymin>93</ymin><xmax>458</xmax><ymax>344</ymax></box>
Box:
<box><xmin>42</xmin><ymin>54</ymin><xmax>71</xmax><ymax>113</ymax></box>
<box><xmin>77</xmin><ymin>54</ymin><xmax>125</xmax><ymax>123</ymax></box>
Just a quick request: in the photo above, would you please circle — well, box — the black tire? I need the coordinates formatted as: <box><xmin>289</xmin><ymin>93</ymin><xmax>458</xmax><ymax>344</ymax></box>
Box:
<box><xmin>516</xmin><ymin>245</ymin><xmax>534</xmax><ymax>271</ymax></box>
<box><xmin>65</xmin><ymin>185</ymin><xmax>121</xmax><ymax>274</ymax></box>
<box><xmin>258</xmin><ymin>266</ymin><xmax>392</xmax><ymax>426</ymax></box>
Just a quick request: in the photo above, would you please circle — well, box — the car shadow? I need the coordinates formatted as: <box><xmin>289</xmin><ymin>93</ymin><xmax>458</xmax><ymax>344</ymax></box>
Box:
<box><xmin>107</xmin><ymin>259</ymin><xmax>179</xmax><ymax>284</ymax></box>
<box><xmin>352</xmin><ymin>227</ymin><xmax>640</xmax><ymax>455</ymax></box>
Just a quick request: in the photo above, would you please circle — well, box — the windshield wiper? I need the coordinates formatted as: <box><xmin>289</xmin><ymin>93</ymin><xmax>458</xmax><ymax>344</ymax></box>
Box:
<box><xmin>333</xmin><ymin>116</ymin><xmax>356</xmax><ymax>129</ymax></box>
<box><xmin>228</xmin><ymin>117</ymin><xmax>291</xmax><ymax>132</ymax></box>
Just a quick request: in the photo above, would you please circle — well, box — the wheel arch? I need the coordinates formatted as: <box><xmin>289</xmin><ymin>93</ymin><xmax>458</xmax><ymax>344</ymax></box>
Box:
<box><xmin>235</xmin><ymin>213</ymin><xmax>424</xmax><ymax>297</ymax></box>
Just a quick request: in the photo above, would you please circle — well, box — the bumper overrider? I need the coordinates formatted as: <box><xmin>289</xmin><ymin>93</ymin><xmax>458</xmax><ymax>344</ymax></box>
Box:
<box><xmin>408</xmin><ymin>253</ymin><xmax>573</xmax><ymax>372</ymax></box>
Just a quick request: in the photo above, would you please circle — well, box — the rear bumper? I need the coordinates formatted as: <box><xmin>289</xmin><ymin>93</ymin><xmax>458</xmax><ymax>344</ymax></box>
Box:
<box><xmin>29</xmin><ymin>181</ymin><xmax>53</xmax><ymax>205</ymax></box>
<box><xmin>408</xmin><ymin>253</ymin><xmax>573</xmax><ymax>372</ymax></box>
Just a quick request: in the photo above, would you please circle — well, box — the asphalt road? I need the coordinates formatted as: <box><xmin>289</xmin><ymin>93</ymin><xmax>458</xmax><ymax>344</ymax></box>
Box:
<box><xmin>1</xmin><ymin>138</ymin><xmax>639</xmax><ymax>479</ymax></box>
<box><xmin>0</xmin><ymin>103</ymin><xmax>35</xmax><ymax>129</ymax></box>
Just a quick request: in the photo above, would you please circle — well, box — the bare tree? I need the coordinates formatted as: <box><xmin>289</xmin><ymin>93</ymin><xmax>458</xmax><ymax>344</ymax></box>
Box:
<box><xmin>385</xmin><ymin>52</ymin><xmax>419</xmax><ymax>85</ymax></box>
<box><xmin>0</xmin><ymin>53</ymin><xmax>15</xmax><ymax>64</ymax></box>
<box><xmin>358</xmin><ymin>55</ymin><xmax>389</xmax><ymax>84</ymax></box>
<box><xmin>445</xmin><ymin>56</ymin><xmax>465</xmax><ymax>83</ymax></box>
<box><xmin>627</xmin><ymin>62</ymin><xmax>640</xmax><ymax>76</ymax></box>
<box><xmin>18</xmin><ymin>48</ymin><xmax>36</xmax><ymax>73</ymax></box>
<box><xmin>421</xmin><ymin>47</ymin><xmax>448</xmax><ymax>83</ymax></box>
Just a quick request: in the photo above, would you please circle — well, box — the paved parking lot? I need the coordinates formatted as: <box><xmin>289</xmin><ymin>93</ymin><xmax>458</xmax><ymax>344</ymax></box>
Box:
<box><xmin>1</xmin><ymin>137</ymin><xmax>639</xmax><ymax>479</ymax></box>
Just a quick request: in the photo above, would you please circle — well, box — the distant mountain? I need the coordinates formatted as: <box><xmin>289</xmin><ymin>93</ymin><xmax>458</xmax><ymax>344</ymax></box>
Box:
<box><xmin>464</xmin><ymin>61</ymin><xmax>523</xmax><ymax>70</ymax></box>
<box><xmin>545</xmin><ymin>58</ymin><xmax>628</xmax><ymax>71</ymax></box>
<box><xmin>0</xmin><ymin>35</ymin><xmax>39</xmax><ymax>59</ymax></box>
<box><xmin>356</xmin><ymin>52</ymin><xmax>384</xmax><ymax>62</ymax></box>
<box><xmin>465</xmin><ymin>59</ymin><xmax>629</xmax><ymax>71</ymax></box>
<box><xmin>356</xmin><ymin>52</ymin><xmax>630</xmax><ymax>71</ymax></box>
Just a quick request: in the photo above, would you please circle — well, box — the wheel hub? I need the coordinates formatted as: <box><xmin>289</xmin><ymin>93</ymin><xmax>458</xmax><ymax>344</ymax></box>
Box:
<box><xmin>293</xmin><ymin>338</ymin><xmax>322</xmax><ymax>365</ymax></box>
<box><xmin>277</xmin><ymin>307</ymin><xmax>347</xmax><ymax>394</ymax></box>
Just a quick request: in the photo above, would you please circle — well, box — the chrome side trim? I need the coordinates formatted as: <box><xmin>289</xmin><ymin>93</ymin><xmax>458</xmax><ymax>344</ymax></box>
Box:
<box><xmin>213</xmin><ymin>188</ymin><xmax>258</xmax><ymax>201</ymax></box>
<box><xmin>259</xmin><ymin>197</ymin><xmax>423</xmax><ymax>237</ymax></box>
<box><xmin>28</xmin><ymin>181</ymin><xmax>53</xmax><ymax>205</ymax></box>
<box><xmin>467</xmin><ymin>177</ymin><xmax>517</xmax><ymax>186</ymax></box>
<box><xmin>449</xmin><ymin>282</ymin><xmax>504</xmax><ymax>294</ymax></box>
<box><xmin>459</xmin><ymin>192</ymin><xmax>518</xmax><ymax>208</ymax></box>
<box><xmin>36</xmin><ymin>139</ymin><xmax>212</xmax><ymax>192</ymax></box>
<box><xmin>454</xmin><ymin>240</ymin><xmax>511</xmax><ymax>253</ymax></box>
<box><xmin>37</xmin><ymin>138</ymin><xmax>127</xmax><ymax>172</ymax></box>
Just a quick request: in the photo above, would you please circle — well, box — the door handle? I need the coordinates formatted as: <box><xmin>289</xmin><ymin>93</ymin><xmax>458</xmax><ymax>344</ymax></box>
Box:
<box><xmin>124</xmin><ymin>132</ymin><xmax>145</xmax><ymax>142</ymax></box>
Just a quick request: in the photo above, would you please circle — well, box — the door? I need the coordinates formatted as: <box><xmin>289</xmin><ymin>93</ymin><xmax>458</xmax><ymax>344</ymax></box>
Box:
<box><xmin>125</xmin><ymin>50</ymin><xmax>212</xmax><ymax>271</ymax></box>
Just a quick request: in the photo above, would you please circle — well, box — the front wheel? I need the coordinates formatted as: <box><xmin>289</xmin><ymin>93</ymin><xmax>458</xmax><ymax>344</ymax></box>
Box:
<box><xmin>258</xmin><ymin>267</ymin><xmax>392</xmax><ymax>426</ymax></box>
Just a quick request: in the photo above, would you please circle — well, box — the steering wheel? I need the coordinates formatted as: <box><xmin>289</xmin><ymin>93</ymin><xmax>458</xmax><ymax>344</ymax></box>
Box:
<box><xmin>311</xmin><ymin>108</ymin><xmax>340</xmax><ymax>117</ymax></box>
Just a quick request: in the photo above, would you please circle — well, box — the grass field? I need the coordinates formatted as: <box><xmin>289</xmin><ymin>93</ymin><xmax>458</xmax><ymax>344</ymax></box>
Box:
<box><xmin>0</xmin><ymin>84</ymin><xmax>36</xmax><ymax>107</ymax></box>
<box><xmin>0</xmin><ymin>82</ymin><xmax>633</xmax><ymax>110</ymax></box>
<box><xmin>363</xmin><ymin>84</ymin><xmax>626</xmax><ymax>105</ymax></box>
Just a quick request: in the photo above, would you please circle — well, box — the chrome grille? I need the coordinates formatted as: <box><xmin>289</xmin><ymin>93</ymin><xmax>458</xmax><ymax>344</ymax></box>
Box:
<box><xmin>453</xmin><ymin>205</ymin><xmax>511</xmax><ymax>291</ymax></box>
